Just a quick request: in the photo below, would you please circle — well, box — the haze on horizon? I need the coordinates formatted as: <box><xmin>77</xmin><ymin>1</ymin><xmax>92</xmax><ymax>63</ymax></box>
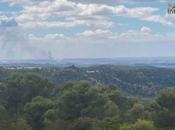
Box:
<box><xmin>0</xmin><ymin>0</ymin><xmax>175</xmax><ymax>60</ymax></box>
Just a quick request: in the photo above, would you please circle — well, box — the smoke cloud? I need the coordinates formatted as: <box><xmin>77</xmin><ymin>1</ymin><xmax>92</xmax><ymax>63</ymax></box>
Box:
<box><xmin>0</xmin><ymin>19</ymin><xmax>48</xmax><ymax>59</ymax></box>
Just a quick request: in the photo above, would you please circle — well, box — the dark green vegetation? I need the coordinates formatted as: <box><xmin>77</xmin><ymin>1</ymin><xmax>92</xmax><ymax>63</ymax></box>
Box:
<box><xmin>0</xmin><ymin>74</ymin><xmax>175</xmax><ymax>130</ymax></box>
<box><xmin>1</xmin><ymin>65</ymin><xmax>175</xmax><ymax>97</ymax></box>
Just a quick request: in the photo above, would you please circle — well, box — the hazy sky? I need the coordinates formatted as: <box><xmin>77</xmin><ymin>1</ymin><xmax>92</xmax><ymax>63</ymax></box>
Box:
<box><xmin>0</xmin><ymin>0</ymin><xmax>175</xmax><ymax>59</ymax></box>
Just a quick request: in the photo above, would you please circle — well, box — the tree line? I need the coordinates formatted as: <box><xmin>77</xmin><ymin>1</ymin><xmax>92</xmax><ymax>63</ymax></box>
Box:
<box><xmin>0</xmin><ymin>75</ymin><xmax>174</xmax><ymax>130</ymax></box>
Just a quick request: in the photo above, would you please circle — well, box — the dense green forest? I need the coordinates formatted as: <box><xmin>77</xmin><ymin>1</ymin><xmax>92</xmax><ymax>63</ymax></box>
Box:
<box><xmin>0</xmin><ymin>74</ymin><xmax>175</xmax><ymax>130</ymax></box>
<box><xmin>1</xmin><ymin>65</ymin><xmax>175</xmax><ymax>97</ymax></box>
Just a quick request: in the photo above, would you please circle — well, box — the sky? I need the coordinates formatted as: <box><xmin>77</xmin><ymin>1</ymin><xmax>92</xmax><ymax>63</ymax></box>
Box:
<box><xmin>0</xmin><ymin>0</ymin><xmax>175</xmax><ymax>60</ymax></box>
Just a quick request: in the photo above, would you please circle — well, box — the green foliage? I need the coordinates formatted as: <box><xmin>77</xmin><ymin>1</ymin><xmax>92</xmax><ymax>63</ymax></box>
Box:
<box><xmin>128</xmin><ymin>103</ymin><xmax>145</xmax><ymax>121</ymax></box>
<box><xmin>24</xmin><ymin>96</ymin><xmax>54</xmax><ymax>130</ymax></box>
<box><xmin>120</xmin><ymin>119</ymin><xmax>156</xmax><ymax>130</ymax></box>
<box><xmin>151</xmin><ymin>88</ymin><xmax>175</xmax><ymax>130</ymax></box>
<box><xmin>0</xmin><ymin>104</ymin><xmax>11</xmax><ymax>130</ymax></box>
<box><xmin>1</xmin><ymin>65</ymin><xmax>175</xmax><ymax>97</ymax></box>
<box><xmin>44</xmin><ymin>109</ymin><xmax>59</xmax><ymax>123</ymax></box>
<box><xmin>93</xmin><ymin>116</ymin><xmax>121</xmax><ymax>130</ymax></box>
<box><xmin>55</xmin><ymin>81</ymin><xmax>119</xmax><ymax>120</ymax></box>
<box><xmin>44</xmin><ymin>119</ymin><xmax>69</xmax><ymax>130</ymax></box>
<box><xmin>2</xmin><ymin>75</ymin><xmax>54</xmax><ymax>114</ymax></box>
<box><xmin>0</xmin><ymin>104</ymin><xmax>8</xmax><ymax>120</ymax></box>
<box><xmin>105</xmin><ymin>85</ymin><xmax>137</xmax><ymax>112</ymax></box>
<box><xmin>44</xmin><ymin>118</ymin><xmax>93</xmax><ymax>130</ymax></box>
<box><xmin>11</xmin><ymin>118</ymin><xmax>32</xmax><ymax>130</ymax></box>
<box><xmin>68</xmin><ymin>117</ymin><xmax>93</xmax><ymax>130</ymax></box>
<box><xmin>0</xmin><ymin>73</ymin><xmax>174</xmax><ymax>130</ymax></box>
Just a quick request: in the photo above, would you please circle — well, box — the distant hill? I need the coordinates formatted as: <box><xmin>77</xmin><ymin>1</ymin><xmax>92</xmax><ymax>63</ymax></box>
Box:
<box><xmin>1</xmin><ymin>57</ymin><xmax>175</xmax><ymax>68</ymax></box>
<box><xmin>1</xmin><ymin>65</ymin><xmax>175</xmax><ymax>97</ymax></box>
